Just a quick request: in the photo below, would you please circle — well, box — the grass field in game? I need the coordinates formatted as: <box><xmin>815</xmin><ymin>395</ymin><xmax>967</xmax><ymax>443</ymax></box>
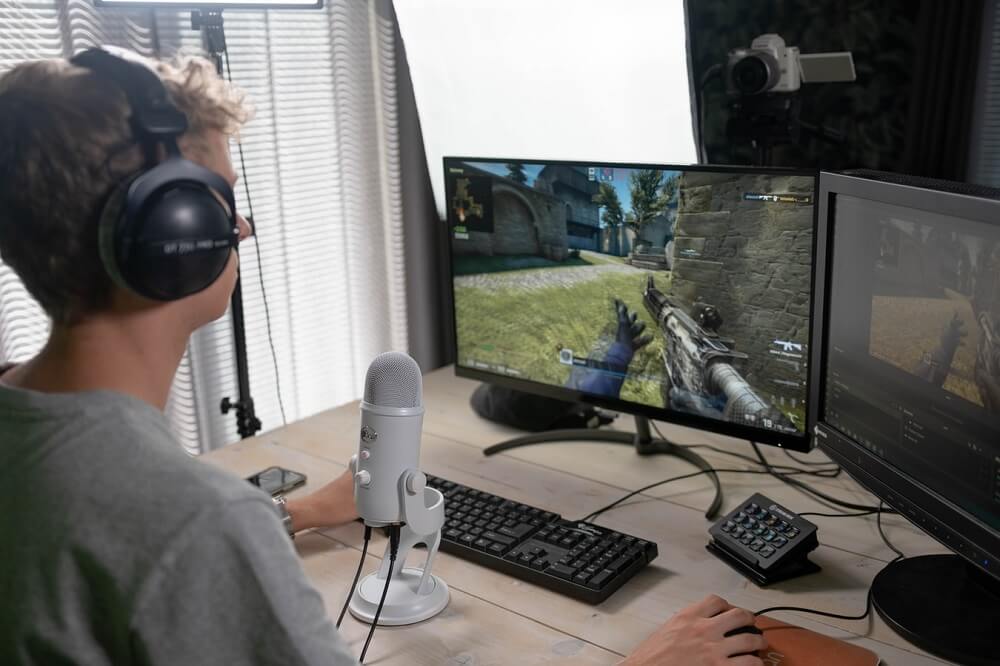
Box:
<box><xmin>454</xmin><ymin>251</ymin><xmax>669</xmax><ymax>408</ymax></box>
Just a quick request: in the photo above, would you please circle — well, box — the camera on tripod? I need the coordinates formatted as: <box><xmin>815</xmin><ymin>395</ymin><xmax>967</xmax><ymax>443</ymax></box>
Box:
<box><xmin>726</xmin><ymin>34</ymin><xmax>855</xmax><ymax>96</ymax></box>
<box><xmin>721</xmin><ymin>34</ymin><xmax>856</xmax><ymax>165</ymax></box>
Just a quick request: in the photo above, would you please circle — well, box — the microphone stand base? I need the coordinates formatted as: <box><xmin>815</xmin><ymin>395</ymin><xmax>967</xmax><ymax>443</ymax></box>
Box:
<box><xmin>349</xmin><ymin>568</ymin><xmax>450</xmax><ymax>626</ymax></box>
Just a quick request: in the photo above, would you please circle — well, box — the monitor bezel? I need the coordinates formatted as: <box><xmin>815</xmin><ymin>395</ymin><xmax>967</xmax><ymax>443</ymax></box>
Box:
<box><xmin>809</xmin><ymin>171</ymin><xmax>1000</xmax><ymax>583</ymax></box>
<box><xmin>444</xmin><ymin>156</ymin><xmax>820</xmax><ymax>451</ymax></box>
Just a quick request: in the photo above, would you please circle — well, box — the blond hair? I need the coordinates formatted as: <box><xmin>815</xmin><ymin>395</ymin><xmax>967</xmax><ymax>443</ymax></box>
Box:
<box><xmin>0</xmin><ymin>51</ymin><xmax>250</xmax><ymax>324</ymax></box>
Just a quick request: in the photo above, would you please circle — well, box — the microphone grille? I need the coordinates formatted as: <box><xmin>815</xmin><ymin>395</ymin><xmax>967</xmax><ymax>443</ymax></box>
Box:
<box><xmin>363</xmin><ymin>351</ymin><xmax>422</xmax><ymax>408</ymax></box>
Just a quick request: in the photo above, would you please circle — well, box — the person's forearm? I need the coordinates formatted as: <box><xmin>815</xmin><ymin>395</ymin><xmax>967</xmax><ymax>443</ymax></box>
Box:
<box><xmin>283</xmin><ymin>469</ymin><xmax>359</xmax><ymax>533</ymax></box>
<box><xmin>285</xmin><ymin>496</ymin><xmax>320</xmax><ymax>533</ymax></box>
<box><xmin>285</xmin><ymin>493</ymin><xmax>356</xmax><ymax>533</ymax></box>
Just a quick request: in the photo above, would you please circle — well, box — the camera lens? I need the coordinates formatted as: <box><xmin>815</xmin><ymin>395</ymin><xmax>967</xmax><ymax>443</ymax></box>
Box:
<box><xmin>732</xmin><ymin>56</ymin><xmax>771</xmax><ymax>95</ymax></box>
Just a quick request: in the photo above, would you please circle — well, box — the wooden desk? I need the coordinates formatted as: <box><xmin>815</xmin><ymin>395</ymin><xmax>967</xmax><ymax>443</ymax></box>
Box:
<box><xmin>202</xmin><ymin>366</ymin><xmax>952</xmax><ymax>665</ymax></box>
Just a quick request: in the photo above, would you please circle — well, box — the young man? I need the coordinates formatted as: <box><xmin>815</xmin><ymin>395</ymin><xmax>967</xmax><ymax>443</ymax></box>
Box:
<box><xmin>0</xmin><ymin>50</ymin><xmax>766</xmax><ymax>666</ymax></box>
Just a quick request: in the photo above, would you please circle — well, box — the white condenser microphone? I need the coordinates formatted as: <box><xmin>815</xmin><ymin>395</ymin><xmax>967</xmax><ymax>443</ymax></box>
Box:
<box><xmin>347</xmin><ymin>351</ymin><xmax>449</xmax><ymax>629</ymax></box>
<box><xmin>353</xmin><ymin>351</ymin><xmax>424</xmax><ymax>526</ymax></box>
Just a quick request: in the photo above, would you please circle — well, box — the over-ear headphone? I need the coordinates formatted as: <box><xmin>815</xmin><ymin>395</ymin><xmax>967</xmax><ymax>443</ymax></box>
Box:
<box><xmin>70</xmin><ymin>47</ymin><xmax>240</xmax><ymax>301</ymax></box>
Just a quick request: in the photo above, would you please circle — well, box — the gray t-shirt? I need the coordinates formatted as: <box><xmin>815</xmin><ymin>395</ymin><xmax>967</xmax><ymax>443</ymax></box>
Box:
<box><xmin>0</xmin><ymin>378</ymin><xmax>358</xmax><ymax>665</ymax></box>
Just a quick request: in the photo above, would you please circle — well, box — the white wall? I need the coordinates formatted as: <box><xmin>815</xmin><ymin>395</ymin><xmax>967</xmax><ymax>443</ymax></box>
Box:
<box><xmin>393</xmin><ymin>0</ymin><xmax>697</xmax><ymax>218</ymax></box>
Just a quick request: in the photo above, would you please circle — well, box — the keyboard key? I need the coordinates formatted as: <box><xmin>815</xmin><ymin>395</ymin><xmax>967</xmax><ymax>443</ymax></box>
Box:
<box><xmin>608</xmin><ymin>555</ymin><xmax>632</xmax><ymax>572</ymax></box>
<box><xmin>587</xmin><ymin>569</ymin><xmax>614</xmax><ymax>589</ymax></box>
<box><xmin>483</xmin><ymin>531</ymin><xmax>515</xmax><ymax>546</ymax></box>
<box><xmin>473</xmin><ymin>538</ymin><xmax>491</xmax><ymax>550</ymax></box>
<box><xmin>759</xmin><ymin>546</ymin><xmax>775</xmax><ymax>558</ymax></box>
<box><xmin>499</xmin><ymin>523</ymin><xmax>535</xmax><ymax>540</ymax></box>
<box><xmin>488</xmin><ymin>542</ymin><xmax>507</xmax><ymax>555</ymax></box>
<box><xmin>548</xmin><ymin>563</ymin><xmax>577</xmax><ymax>579</ymax></box>
<box><xmin>773</xmin><ymin>536</ymin><xmax>787</xmax><ymax>548</ymax></box>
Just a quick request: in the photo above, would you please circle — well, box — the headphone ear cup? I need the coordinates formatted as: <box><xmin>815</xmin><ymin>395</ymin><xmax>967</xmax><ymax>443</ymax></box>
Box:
<box><xmin>124</xmin><ymin>173</ymin><xmax>235</xmax><ymax>301</ymax></box>
<box><xmin>98</xmin><ymin>175</ymin><xmax>139</xmax><ymax>293</ymax></box>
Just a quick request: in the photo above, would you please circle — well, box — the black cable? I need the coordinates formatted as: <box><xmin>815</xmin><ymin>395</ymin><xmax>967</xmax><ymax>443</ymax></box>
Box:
<box><xmin>580</xmin><ymin>466</ymin><xmax>836</xmax><ymax>523</ymax></box>
<box><xmin>336</xmin><ymin>525</ymin><xmax>372</xmax><ymax>629</ymax></box>
<box><xmin>697</xmin><ymin>63</ymin><xmax>723</xmax><ymax>164</ymax></box>
<box><xmin>223</xmin><ymin>49</ymin><xmax>289</xmax><ymax>427</ymax></box>
<box><xmin>877</xmin><ymin>501</ymin><xmax>906</xmax><ymax>562</ymax></box>
<box><xmin>755</xmin><ymin>589</ymin><xmax>873</xmax><ymax>622</ymax></box>
<box><xmin>681</xmin><ymin>442</ymin><xmax>841</xmax><ymax>479</ymax></box>
<box><xmin>783</xmin><ymin>448</ymin><xmax>836</xmax><ymax>467</ymax></box>
<box><xmin>798</xmin><ymin>510</ymin><xmax>878</xmax><ymax>518</ymax></box>
<box><xmin>750</xmin><ymin>441</ymin><xmax>896</xmax><ymax>514</ymax></box>
<box><xmin>360</xmin><ymin>525</ymin><xmax>400</xmax><ymax>664</ymax></box>
<box><xmin>650</xmin><ymin>422</ymin><xmax>841</xmax><ymax>479</ymax></box>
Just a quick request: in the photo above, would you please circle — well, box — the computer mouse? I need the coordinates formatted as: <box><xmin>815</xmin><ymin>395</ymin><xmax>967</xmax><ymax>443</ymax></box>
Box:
<box><xmin>724</xmin><ymin>624</ymin><xmax>763</xmax><ymax>638</ymax></box>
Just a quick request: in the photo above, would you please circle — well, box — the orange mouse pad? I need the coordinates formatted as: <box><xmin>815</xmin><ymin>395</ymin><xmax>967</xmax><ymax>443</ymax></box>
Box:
<box><xmin>753</xmin><ymin>617</ymin><xmax>880</xmax><ymax>666</ymax></box>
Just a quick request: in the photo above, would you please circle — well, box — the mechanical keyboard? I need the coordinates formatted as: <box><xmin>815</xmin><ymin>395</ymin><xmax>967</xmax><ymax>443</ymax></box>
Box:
<box><xmin>425</xmin><ymin>474</ymin><xmax>658</xmax><ymax>604</ymax></box>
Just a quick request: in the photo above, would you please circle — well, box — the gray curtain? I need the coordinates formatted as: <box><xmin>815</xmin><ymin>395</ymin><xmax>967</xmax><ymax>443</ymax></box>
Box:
<box><xmin>390</xmin><ymin>0</ymin><xmax>453</xmax><ymax>372</ymax></box>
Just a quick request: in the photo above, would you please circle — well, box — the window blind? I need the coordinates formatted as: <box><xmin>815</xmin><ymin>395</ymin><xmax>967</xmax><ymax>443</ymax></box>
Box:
<box><xmin>0</xmin><ymin>0</ymin><xmax>408</xmax><ymax>453</ymax></box>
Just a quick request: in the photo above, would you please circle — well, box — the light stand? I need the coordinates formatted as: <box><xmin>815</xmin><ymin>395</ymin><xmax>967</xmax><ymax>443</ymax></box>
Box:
<box><xmin>348</xmin><ymin>470</ymin><xmax>450</xmax><ymax>626</ymax></box>
<box><xmin>191</xmin><ymin>9</ymin><xmax>262</xmax><ymax>439</ymax></box>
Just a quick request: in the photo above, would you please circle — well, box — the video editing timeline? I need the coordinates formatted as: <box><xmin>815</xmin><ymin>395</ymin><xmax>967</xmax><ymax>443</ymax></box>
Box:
<box><xmin>824</xmin><ymin>194</ymin><xmax>1000</xmax><ymax>525</ymax></box>
<box><xmin>447</xmin><ymin>159</ymin><xmax>817</xmax><ymax>439</ymax></box>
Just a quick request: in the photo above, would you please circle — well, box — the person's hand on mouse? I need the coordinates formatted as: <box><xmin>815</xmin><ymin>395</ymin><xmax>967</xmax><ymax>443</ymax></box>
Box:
<box><xmin>619</xmin><ymin>595</ymin><xmax>766</xmax><ymax>666</ymax></box>
<box><xmin>285</xmin><ymin>468</ymin><xmax>359</xmax><ymax>533</ymax></box>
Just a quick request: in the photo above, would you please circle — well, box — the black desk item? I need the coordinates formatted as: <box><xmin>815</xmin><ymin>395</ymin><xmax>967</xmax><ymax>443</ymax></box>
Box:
<box><xmin>707</xmin><ymin>493</ymin><xmax>820</xmax><ymax>586</ymax></box>
<box><xmin>426</xmin><ymin>475</ymin><xmax>658</xmax><ymax>604</ymax></box>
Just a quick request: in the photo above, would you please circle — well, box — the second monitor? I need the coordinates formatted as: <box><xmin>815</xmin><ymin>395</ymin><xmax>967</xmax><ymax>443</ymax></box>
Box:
<box><xmin>445</xmin><ymin>158</ymin><xmax>818</xmax><ymax>450</ymax></box>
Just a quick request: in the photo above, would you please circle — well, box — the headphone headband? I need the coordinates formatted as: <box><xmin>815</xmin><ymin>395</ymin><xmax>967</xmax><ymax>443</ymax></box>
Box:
<box><xmin>71</xmin><ymin>48</ymin><xmax>188</xmax><ymax>160</ymax></box>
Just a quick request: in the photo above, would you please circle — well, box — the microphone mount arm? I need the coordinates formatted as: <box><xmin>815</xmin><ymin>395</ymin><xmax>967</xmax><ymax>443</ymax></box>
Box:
<box><xmin>373</xmin><ymin>471</ymin><xmax>445</xmax><ymax>594</ymax></box>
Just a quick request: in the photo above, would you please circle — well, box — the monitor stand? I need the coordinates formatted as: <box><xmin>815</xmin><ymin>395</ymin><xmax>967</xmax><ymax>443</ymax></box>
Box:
<box><xmin>482</xmin><ymin>415</ymin><xmax>723</xmax><ymax>520</ymax></box>
<box><xmin>871</xmin><ymin>553</ymin><xmax>1000</xmax><ymax>665</ymax></box>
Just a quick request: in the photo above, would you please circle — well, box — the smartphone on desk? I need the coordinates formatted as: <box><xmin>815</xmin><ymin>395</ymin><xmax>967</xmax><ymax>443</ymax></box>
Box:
<box><xmin>246</xmin><ymin>466</ymin><xmax>307</xmax><ymax>496</ymax></box>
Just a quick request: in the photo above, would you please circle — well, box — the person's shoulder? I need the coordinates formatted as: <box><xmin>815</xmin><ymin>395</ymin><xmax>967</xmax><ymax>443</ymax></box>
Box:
<box><xmin>60</xmin><ymin>390</ymin><xmax>267</xmax><ymax>517</ymax></box>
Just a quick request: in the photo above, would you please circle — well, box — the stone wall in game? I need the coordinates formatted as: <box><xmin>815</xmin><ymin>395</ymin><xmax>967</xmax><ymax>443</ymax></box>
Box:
<box><xmin>670</xmin><ymin>171</ymin><xmax>814</xmax><ymax>413</ymax></box>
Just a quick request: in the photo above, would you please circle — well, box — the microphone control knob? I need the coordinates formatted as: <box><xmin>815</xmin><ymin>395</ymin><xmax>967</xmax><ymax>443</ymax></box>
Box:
<box><xmin>355</xmin><ymin>470</ymin><xmax>372</xmax><ymax>488</ymax></box>
<box><xmin>405</xmin><ymin>472</ymin><xmax>426</xmax><ymax>496</ymax></box>
<box><xmin>360</xmin><ymin>448</ymin><xmax>371</xmax><ymax>460</ymax></box>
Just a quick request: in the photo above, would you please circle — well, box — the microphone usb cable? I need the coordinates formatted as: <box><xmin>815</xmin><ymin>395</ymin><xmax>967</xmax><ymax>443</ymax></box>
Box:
<box><xmin>360</xmin><ymin>525</ymin><xmax>401</xmax><ymax>664</ymax></box>
<box><xmin>337</xmin><ymin>525</ymin><xmax>372</xmax><ymax>629</ymax></box>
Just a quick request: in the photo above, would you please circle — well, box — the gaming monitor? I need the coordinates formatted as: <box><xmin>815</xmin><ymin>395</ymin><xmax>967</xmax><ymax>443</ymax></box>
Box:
<box><xmin>444</xmin><ymin>158</ymin><xmax>818</xmax><ymax>450</ymax></box>
<box><xmin>810</xmin><ymin>171</ymin><xmax>1000</xmax><ymax>665</ymax></box>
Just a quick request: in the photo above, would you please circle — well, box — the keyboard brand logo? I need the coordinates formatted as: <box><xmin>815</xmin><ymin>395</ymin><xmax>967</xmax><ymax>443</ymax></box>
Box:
<box><xmin>361</xmin><ymin>425</ymin><xmax>378</xmax><ymax>443</ymax></box>
<box><xmin>574</xmin><ymin>523</ymin><xmax>603</xmax><ymax>536</ymax></box>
